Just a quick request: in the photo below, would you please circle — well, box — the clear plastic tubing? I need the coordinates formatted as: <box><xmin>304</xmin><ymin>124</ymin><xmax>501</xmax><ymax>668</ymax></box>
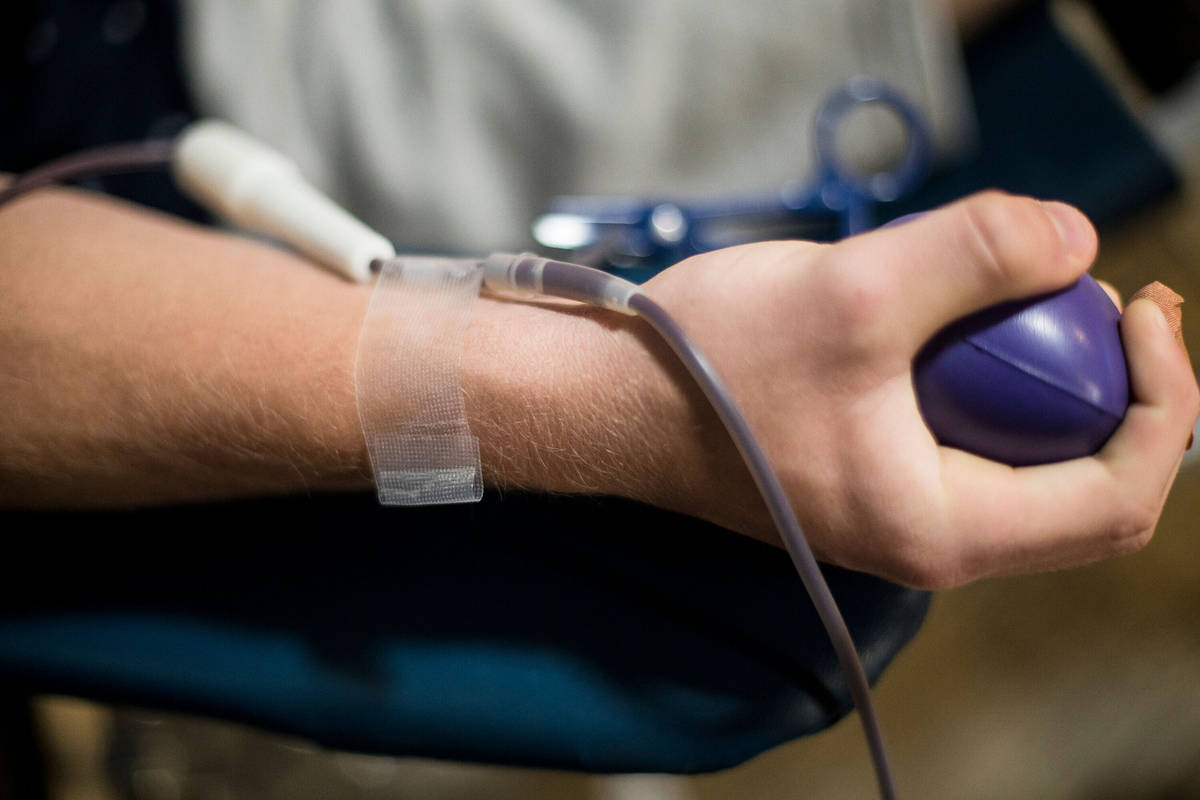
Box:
<box><xmin>0</xmin><ymin>140</ymin><xmax>899</xmax><ymax>800</ymax></box>
<box><xmin>484</xmin><ymin>253</ymin><xmax>898</xmax><ymax>800</ymax></box>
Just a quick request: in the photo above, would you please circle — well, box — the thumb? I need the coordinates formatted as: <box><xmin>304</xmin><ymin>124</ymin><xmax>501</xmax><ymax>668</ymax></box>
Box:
<box><xmin>839</xmin><ymin>191</ymin><xmax>1098</xmax><ymax>351</ymax></box>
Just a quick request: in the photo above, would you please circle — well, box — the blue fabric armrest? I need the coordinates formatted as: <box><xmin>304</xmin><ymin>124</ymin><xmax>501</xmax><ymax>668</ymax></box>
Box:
<box><xmin>0</xmin><ymin>493</ymin><xmax>928</xmax><ymax>774</ymax></box>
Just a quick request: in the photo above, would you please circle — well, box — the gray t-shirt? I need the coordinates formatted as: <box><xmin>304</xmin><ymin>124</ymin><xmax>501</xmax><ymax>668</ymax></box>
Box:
<box><xmin>182</xmin><ymin>0</ymin><xmax>973</xmax><ymax>252</ymax></box>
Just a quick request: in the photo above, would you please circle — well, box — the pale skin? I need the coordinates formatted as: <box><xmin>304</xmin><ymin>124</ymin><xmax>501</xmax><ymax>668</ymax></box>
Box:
<box><xmin>0</xmin><ymin>187</ymin><xmax>1195</xmax><ymax>590</ymax></box>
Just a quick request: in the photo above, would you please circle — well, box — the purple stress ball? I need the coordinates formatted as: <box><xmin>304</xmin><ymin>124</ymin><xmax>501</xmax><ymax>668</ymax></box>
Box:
<box><xmin>913</xmin><ymin>274</ymin><xmax>1129</xmax><ymax>466</ymax></box>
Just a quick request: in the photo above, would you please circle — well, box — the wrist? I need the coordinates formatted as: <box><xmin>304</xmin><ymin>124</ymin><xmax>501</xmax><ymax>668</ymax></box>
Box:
<box><xmin>461</xmin><ymin>294</ymin><xmax>759</xmax><ymax>534</ymax></box>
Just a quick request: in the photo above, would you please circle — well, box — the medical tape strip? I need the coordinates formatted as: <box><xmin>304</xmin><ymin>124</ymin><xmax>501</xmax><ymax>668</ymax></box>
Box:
<box><xmin>355</xmin><ymin>256</ymin><xmax>485</xmax><ymax>505</ymax></box>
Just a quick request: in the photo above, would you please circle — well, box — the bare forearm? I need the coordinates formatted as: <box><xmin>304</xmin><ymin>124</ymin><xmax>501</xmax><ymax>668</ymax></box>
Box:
<box><xmin>0</xmin><ymin>188</ymin><xmax>719</xmax><ymax>513</ymax></box>
<box><xmin>5</xmin><ymin>188</ymin><xmax>1195</xmax><ymax>591</ymax></box>
<box><xmin>0</xmin><ymin>189</ymin><xmax>372</xmax><ymax>505</ymax></box>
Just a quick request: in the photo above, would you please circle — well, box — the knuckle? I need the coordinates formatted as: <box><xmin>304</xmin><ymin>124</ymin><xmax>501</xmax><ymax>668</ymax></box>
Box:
<box><xmin>1109</xmin><ymin>497</ymin><xmax>1159</xmax><ymax>555</ymax></box>
<box><xmin>1185</xmin><ymin>376</ymin><xmax>1200</xmax><ymax>419</ymax></box>
<box><xmin>1110</xmin><ymin>527</ymin><xmax>1155</xmax><ymax>558</ymax></box>
<box><xmin>1173</xmin><ymin>378</ymin><xmax>1200</xmax><ymax>437</ymax></box>
<box><xmin>891</xmin><ymin>553</ymin><xmax>962</xmax><ymax>591</ymax></box>
<box><xmin>882</xmin><ymin>526</ymin><xmax>965</xmax><ymax>591</ymax></box>
<box><xmin>813</xmin><ymin>262</ymin><xmax>894</xmax><ymax>351</ymax></box>
<box><xmin>845</xmin><ymin>486</ymin><xmax>968</xmax><ymax>590</ymax></box>
<box><xmin>959</xmin><ymin>191</ymin><xmax>1057</xmax><ymax>287</ymax></box>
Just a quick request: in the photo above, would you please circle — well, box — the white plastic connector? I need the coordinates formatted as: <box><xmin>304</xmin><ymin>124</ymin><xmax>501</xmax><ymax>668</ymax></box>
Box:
<box><xmin>172</xmin><ymin>119</ymin><xmax>395</xmax><ymax>283</ymax></box>
<box><xmin>482</xmin><ymin>252</ymin><xmax>640</xmax><ymax>315</ymax></box>
<box><xmin>592</xmin><ymin>277</ymin><xmax>640</xmax><ymax>315</ymax></box>
<box><xmin>482</xmin><ymin>252</ymin><xmax>542</xmax><ymax>295</ymax></box>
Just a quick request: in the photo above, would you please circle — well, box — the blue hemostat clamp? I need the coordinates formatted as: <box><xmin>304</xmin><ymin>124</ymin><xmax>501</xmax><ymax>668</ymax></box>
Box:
<box><xmin>532</xmin><ymin>77</ymin><xmax>933</xmax><ymax>280</ymax></box>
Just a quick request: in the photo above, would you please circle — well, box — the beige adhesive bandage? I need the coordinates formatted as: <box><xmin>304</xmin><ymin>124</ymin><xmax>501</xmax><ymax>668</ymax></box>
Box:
<box><xmin>355</xmin><ymin>257</ymin><xmax>485</xmax><ymax>505</ymax></box>
<box><xmin>1130</xmin><ymin>281</ymin><xmax>1192</xmax><ymax>451</ymax></box>
<box><xmin>1131</xmin><ymin>281</ymin><xmax>1185</xmax><ymax>348</ymax></box>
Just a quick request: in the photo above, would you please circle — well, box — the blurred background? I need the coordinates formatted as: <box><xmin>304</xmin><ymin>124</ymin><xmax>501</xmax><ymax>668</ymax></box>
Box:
<box><xmin>3</xmin><ymin>0</ymin><xmax>1199</xmax><ymax>798</ymax></box>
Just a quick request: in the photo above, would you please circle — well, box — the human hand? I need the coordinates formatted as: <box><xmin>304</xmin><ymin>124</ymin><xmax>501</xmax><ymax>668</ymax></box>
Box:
<box><xmin>639</xmin><ymin>191</ymin><xmax>1199</xmax><ymax>588</ymax></box>
<box><xmin>4</xmin><ymin>184</ymin><xmax>1192</xmax><ymax>591</ymax></box>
